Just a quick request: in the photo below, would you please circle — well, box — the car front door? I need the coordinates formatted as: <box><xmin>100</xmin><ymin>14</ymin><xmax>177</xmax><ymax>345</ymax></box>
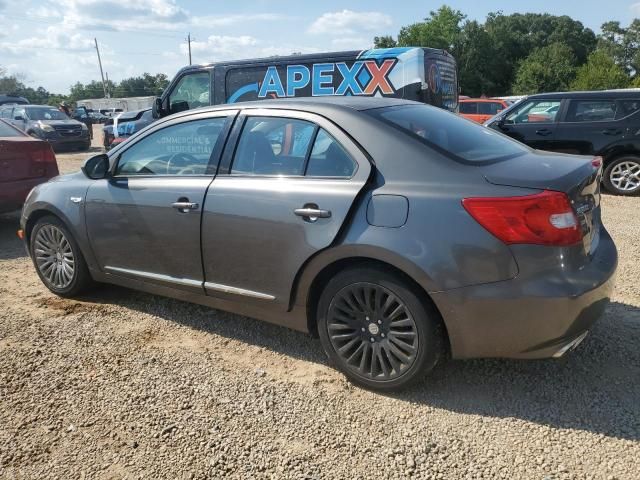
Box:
<box><xmin>201</xmin><ymin>109</ymin><xmax>371</xmax><ymax>310</ymax></box>
<box><xmin>554</xmin><ymin>98</ymin><xmax>631</xmax><ymax>155</ymax></box>
<box><xmin>85</xmin><ymin>110</ymin><xmax>235</xmax><ymax>293</ymax></box>
<box><xmin>495</xmin><ymin>98</ymin><xmax>563</xmax><ymax>151</ymax></box>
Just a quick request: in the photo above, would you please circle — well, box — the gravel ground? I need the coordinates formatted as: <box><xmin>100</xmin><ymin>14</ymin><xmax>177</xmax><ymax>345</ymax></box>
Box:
<box><xmin>1</xmin><ymin>132</ymin><xmax>639</xmax><ymax>479</ymax></box>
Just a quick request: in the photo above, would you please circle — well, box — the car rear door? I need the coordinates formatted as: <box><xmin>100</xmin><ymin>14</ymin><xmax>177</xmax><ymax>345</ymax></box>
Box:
<box><xmin>201</xmin><ymin>108</ymin><xmax>371</xmax><ymax>310</ymax></box>
<box><xmin>554</xmin><ymin>97</ymin><xmax>630</xmax><ymax>155</ymax></box>
<box><xmin>85</xmin><ymin>110</ymin><xmax>236</xmax><ymax>293</ymax></box>
<box><xmin>495</xmin><ymin>98</ymin><xmax>563</xmax><ymax>151</ymax></box>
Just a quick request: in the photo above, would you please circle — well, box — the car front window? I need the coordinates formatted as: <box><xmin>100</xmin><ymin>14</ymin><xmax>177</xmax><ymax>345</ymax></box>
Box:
<box><xmin>26</xmin><ymin>107</ymin><xmax>69</xmax><ymax>121</ymax></box>
<box><xmin>115</xmin><ymin>117</ymin><xmax>228</xmax><ymax>176</ymax></box>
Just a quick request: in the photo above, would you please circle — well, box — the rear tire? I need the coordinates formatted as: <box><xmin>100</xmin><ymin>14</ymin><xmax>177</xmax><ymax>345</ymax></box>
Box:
<box><xmin>317</xmin><ymin>266</ymin><xmax>443</xmax><ymax>391</ymax></box>
<box><xmin>603</xmin><ymin>156</ymin><xmax>640</xmax><ymax>196</ymax></box>
<box><xmin>30</xmin><ymin>215</ymin><xmax>94</xmax><ymax>297</ymax></box>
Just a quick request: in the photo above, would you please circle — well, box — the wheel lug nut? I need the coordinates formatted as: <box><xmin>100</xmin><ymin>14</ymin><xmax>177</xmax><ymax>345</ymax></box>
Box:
<box><xmin>381</xmin><ymin>333</ymin><xmax>385</xmax><ymax>338</ymax></box>
<box><xmin>365</xmin><ymin>316</ymin><xmax>370</xmax><ymax>321</ymax></box>
<box><xmin>361</xmin><ymin>327</ymin><xmax>365</xmax><ymax>332</ymax></box>
<box><xmin>370</xmin><ymin>337</ymin><xmax>375</xmax><ymax>342</ymax></box>
<box><xmin>377</xmin><ymin>320</ymin><xmax>382</xmax><ymax>324</ymax></box>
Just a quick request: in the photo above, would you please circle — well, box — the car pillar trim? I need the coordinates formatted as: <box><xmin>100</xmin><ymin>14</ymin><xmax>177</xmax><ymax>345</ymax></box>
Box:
<box><xmin>204</xmin><ymin>282</ymin><xmax>275</xmax><ymax>301</ymax></box>
<box><xmin>104</xmin><ymin>266</ymin><xmax>202</xmax><ymax>288</ymax></box>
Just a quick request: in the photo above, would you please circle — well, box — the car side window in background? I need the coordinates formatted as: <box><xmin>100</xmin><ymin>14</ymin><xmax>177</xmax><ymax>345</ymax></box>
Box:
<box><xmin>168</xmin><ymin>72</ymin><xmax>210</xmax><ymax>114</ymax></box>
<box><xmin>0</xmin><ymin>108</ymin><xmax>11</xmax><ymax>119</ymax></box>
<box><xmin>459</xmin><ymin>102</ymin><xmax>477</xmax><ymax>114</ymax></box>
<box><xmin>306</xmin><ymin>129</ymin><xmax>356</xmax><ymax>178</ymax></box>
<box><xmin>115</xmin><ymin>117</ymin><xmax>227</xmax><ymax>176</ymax></box>
<box><xmin>616</xmin><ymin>100</ymin><xmax>640</xmax><ymax>119</ymax></box>
<box><xmin>565</xmin><ymin>100</ymin><xmax>617</xmax><ymax>122</ymax></box>
<box><xmin>505</xmin><ymin>100</ymin><xmax>561</xmax><ymax>124</ymax></box>
<box><xmin>478</xmin><ymin>102</ymin><xmax>503</xmax><ymax>115</ymax></box>
<box><xmin>231</xmin><ymin>117</ymin><xmax>315</xmax><ymax>176</ymax></box>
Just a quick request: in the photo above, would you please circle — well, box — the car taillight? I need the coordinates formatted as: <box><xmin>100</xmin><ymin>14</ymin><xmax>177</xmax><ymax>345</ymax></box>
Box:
<box><xmin>591</xmin><ymin>156</ymin><xmax>603</xmax><ymax>168</ymax></box>
<box><xmin>462</xmin><ymin>190</ymin><xmax>582</xmax><ymax>246</ymax></box>
<box><xmin>30</xmin><ymin>146</ymin><xmax>59</xmax><ymax>176</ymax></box>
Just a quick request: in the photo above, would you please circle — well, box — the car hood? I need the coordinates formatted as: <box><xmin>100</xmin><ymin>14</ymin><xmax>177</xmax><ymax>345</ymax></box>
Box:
<box><xmin>36</xmin><ymin>119</ymin><xmax>84</xmax><ymax>127</ymax></box>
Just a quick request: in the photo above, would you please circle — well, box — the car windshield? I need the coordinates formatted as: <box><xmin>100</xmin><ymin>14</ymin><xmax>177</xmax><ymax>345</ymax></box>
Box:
<box><xmin>26</xmin><ymin>107</ymin><xmax>69</xmax><ymax>121</ymax></box>
<box><xmin>367</xmin><ymin>104</ymin><xmax>529</xmax><ymax>163</ymax></box>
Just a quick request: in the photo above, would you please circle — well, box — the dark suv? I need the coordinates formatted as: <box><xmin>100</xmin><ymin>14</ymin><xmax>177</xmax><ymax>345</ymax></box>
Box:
<box><xmin>485</xmin><ymin>90</ymin><xmax>640</xmax><ymax>196</ymax></box>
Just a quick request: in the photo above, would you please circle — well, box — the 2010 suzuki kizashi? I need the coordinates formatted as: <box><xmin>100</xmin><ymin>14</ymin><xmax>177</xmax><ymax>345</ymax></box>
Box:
<box><xmin>20</xmin><ymin>97</ymin><xmax>617</xmax><ymax>390</ymax></box>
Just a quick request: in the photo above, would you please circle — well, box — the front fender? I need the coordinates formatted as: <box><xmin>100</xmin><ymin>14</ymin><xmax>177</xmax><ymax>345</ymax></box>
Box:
<box><xmin>21</xmin><ymin>173</ymin><xmax>98</xmax><ymax>270</ymax></box>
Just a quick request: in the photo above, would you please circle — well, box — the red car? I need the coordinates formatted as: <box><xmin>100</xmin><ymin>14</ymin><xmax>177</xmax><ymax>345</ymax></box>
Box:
<box><xmin>0</xmin><ymin>119</ymin><xmax>59</xmax><ymax>214</ymax></box>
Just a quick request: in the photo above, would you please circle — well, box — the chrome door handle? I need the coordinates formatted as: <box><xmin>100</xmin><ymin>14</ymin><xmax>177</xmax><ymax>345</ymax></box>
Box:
<box><xmin>294</xmin><ymin>207</ymin><xmax>331</xmax><ymax>222</ymax></box>
<box><xmin>172</xmin><ymin>201</ymin><xmax>199</xmax><ymax>212</ymax></box>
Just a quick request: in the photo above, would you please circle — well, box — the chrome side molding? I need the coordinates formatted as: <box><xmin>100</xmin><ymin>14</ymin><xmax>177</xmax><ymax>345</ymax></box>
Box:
<box><xmin>204</xmin><ymin>282</ymin><xmax>275</xmax><ymax>301</ymax></box>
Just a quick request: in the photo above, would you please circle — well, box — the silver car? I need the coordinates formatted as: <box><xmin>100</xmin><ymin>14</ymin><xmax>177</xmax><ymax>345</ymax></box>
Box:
<box><xmin>19</xmin><ymin>98</ymin><xmax>617</xmax><ymax>390</ymax></box>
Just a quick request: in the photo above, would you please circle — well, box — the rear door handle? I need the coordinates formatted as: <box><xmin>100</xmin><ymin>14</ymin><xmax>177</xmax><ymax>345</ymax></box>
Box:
<box><xmin>172</xmin><ymin>201</ymin><xmax>199</xmax><ymax>212</ymax></box>
<box><xmin>535</xmin><ymin>128</ymin><xmax>553</xmax><ymax>136</ymax></box>
<box><xmin>294</xmin><ymin>206</ymin><xmax>331</xmax><ymax>222</ymax></box>
<box><xmin>602</xmin><ymin>128</ymin><xmax>622</xmax><ymax>135</ymax></box>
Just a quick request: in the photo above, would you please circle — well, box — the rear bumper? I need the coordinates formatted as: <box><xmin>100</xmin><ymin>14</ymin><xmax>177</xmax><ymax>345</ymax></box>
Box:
<box><xmin>0</xmin><ymin>177</ymin><xmax>49</xmax><ymax>214</ymax></box>
<box><xmin>432</xmin><ymin>227</ymin><xmax>618</xmax><ymax>359</ymax></box>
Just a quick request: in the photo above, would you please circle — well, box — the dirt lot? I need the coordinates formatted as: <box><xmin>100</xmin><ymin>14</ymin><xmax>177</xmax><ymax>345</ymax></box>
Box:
<box><xmin>1</xmin><ymin>130</ymin><xmax>639</xmax><ymax>479</ymax></box>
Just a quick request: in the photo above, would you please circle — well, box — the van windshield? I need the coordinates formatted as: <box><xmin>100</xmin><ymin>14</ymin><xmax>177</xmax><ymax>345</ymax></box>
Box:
<box><xmin>367</xmin><ymin>104</ymin><xmax>529</xmax><ymax>163</ymax></box>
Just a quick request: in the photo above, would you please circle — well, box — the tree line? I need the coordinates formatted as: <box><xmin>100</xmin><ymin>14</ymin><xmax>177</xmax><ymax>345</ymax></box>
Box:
<box><xmin>374</xmin><ymin>6</ymin><xmax>638</xmax><ymax>97</ymax></box>
<box><xmin>2</xmin><ymin>7</ymin><xmax>639</xmax><ymax>104</ymax></box>
<box><xmin>0</xmin><ymin>68</ymin><xmax>169</xmax><ymax>106</ymax></box>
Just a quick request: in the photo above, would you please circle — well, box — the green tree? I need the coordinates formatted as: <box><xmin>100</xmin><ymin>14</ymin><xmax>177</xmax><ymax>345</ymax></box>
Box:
<box><xmin>485</xmin><ymin>13</ymin><xmax>596</xmax><ymax>94</ymax></box>
<box><xmin>456</xmin><ymin>20</ymin><xmax>500</xmax><ymax>96</ymax></box>
<box><xmin>373</xmin><ymin>35</ymin><xmax>397</xmax><ymax>48</ymax></box>
<box><xmin>571</xmin><ymin>49</ymin><xmax>630</xmax><ymax>90</ymax></box>
<box><xmin>512</xmin><ymin>43</ymin><xmax>578</xmax><ymax>94</ymax></box>
<box><xmin>598</xmin><ymin>20</ymin><xmax>640</xmax><ymax>77</ymax></box>
<box><xmin>396</xmin><ymin>6</ymin><xmax>466</xmax><ymax>52</ymax></box>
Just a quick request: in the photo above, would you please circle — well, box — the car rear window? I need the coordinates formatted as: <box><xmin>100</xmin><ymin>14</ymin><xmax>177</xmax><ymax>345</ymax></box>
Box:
<box><xmin>0</xmin><ymin>120</ymin><xmax>22</xmax><ymax>137</ymax></box>
<box><xmin>367</xmin><ymin>104</ymin><xmax>529</xmax><ymax>163</ymax></box>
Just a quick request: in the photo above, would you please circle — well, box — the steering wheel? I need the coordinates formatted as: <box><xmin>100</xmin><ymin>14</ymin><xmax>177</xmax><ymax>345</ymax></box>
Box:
<box><xmin>166</xmin><ymin>152</ymin><xmax>199</xmax><ymax>174</ymax></box>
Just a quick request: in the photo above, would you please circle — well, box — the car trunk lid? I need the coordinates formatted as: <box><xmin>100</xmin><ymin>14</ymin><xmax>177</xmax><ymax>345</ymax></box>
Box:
<box><xmin>0</xmin><ymin>137</ymin><xmax>59</xmax><ymax>183</ymax></box>
<box><xmin>480</xmin><ymin>150</ymin><xmax>602</xmax><ymax>256</ymax></box>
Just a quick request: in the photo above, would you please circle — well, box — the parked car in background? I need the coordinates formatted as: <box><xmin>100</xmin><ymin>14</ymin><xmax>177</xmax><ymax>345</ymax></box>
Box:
<box><xmin>0</xmin><ymin>119</ymin><xmax>58</xmax><ymax>213</ymax></box>
<box><xmin>89</xmin><ymin>111</ymin><xmax>108</xmax><ymax>123</ymax></box>
<box><xmin>19</xmin><ymin>97</ymin><xmax>616</xmax><ymax>390</ymax></box>
<box><xmin>0</xmin><ymin>94</ymin><xmax>29</xmax><ymax>106</ymax></box>
<box><xmin>485</xmin><ymin>90</ymin><xmax>640</xmax><ymax>196</ymax></box>
<box><xmin>102</xmin><ymin>109</ymin><xmax>154</xmax><ymax>150</ymax></box>
<box><xmin>0</xmin><ymin>104</ymin><xmax>91</xmax><ymax>152</ymax></box>
<box><xmin>72</xmin><ymin>106</ymin><xmax>93</xmax><ymax>140</ymax></box>
<box><xmin>459</xmin><ymin>98</ymin><xmax>509</xmax><ymax>123</ymax></box>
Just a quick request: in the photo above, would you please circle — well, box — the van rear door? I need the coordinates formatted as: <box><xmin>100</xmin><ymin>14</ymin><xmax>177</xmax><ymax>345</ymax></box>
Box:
<box><xmin>423</xmin><ymin>50</ymin><xmax>458</xmax><ymax>112</ymax></box>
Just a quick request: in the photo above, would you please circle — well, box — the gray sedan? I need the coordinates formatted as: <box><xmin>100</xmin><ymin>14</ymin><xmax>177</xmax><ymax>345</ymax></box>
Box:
<box><xmin>19</xmin><ymin>97</ymin><xmax>617</xmax><ymax>390</ymax></box>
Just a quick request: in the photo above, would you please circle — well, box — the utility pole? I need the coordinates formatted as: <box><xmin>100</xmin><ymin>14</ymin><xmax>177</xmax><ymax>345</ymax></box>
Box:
<box><xmin>105</xmin><ymin>72</ymin><xmax>110</xmax><ymax>98</ymax></box>
<box><xmin>94</xmin><ymin>38</ymin><xmax>107</xmax><ymax>98</ymax></box>
<box><xmin>186</xmin><ymin>33</ymin><xmax>192</xmax><ymax>65</ymax></box>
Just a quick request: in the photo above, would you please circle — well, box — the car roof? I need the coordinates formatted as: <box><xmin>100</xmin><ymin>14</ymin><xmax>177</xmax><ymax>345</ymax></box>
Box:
<box><xmin>459</xmin><ymin>98</ymin><xmax>506</xmax><ymax>103</ymax></box>
<box><xmin>183</xmin><ymin>97</ymin><xmax>418</xmax><ymax>117</ymax></box>
<box><xmin>527</xmin><ymin>89</ymin><xmax>640</xmax><ymax>100</ymax></box>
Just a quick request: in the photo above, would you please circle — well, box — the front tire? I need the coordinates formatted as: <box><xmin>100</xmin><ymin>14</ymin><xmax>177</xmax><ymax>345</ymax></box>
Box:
<box><xmin>30</xmin><ymin>215</ymin><xmax>94</xmax><ymax>297</ymax></box>
<box><xmin>603</xmin><ymin>156</ymin><xmax>640</xmax><ymax>196</ymax></box>
<box><xmin>317</xmin><ymin>266</ymin><xmax>443</xmax><ymax>391</ymax></box>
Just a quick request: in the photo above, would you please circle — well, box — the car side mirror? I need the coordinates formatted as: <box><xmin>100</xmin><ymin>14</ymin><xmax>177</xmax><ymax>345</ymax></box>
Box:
<box><xmin>152</xmin><ymin>97</ymin><xmax>163</xmax><ymax>119</ymax></box>
<box><xmin>14</xmin><ymin>115</ymin><xmax>24</xmax><ymax>121</ymax></box>
<box><xmin>82</xmin><ymin>154</ymin><xmax>110</xmax><ymax>180</ymax></box>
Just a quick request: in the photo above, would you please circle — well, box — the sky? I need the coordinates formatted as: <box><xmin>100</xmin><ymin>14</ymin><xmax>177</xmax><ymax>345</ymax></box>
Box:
<box><xmin>0</xmin><ymin>0</ymin><xmax>638</xmax><ymax>94</ymax></box>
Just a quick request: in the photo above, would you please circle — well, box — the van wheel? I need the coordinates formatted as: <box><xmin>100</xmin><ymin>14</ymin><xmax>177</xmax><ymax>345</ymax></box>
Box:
<box><xmin>316</xmin><ymin>266</ymin><xmax>443</xmax><ymax>391</ymax></box>
<box><xmin>30</xmin><ymin>215</ymin><xmax>94</xmax><ymax>297</ymax></box>
<box><xmin>603</xmin><ymin>156</ymin><xmax>640</xmax><ymax>196</ymax></box>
